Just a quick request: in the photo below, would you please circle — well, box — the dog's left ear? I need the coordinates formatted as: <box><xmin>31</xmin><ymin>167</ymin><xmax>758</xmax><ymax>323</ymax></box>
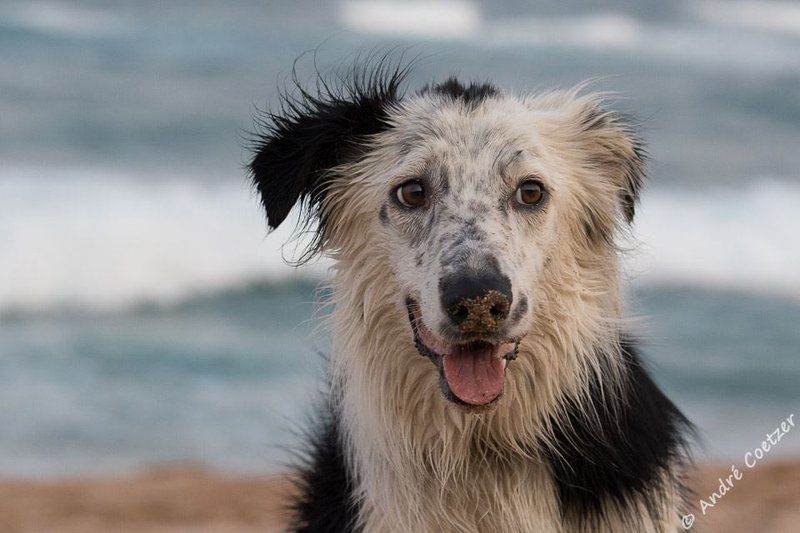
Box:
<box><xmin>248</xmin><ymin>70</ymin><xmax>404</xmax><ymax>233</ymax></box>
<box><xmin>575</xmin><ymin>102</ymin><xmax>646</xmax><ymax>223</ymax></box>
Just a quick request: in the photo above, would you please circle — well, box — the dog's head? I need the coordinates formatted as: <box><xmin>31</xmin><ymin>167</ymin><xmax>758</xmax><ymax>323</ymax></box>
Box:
<box><xmin>250</xmin><ymin>66</ymin><xmax>644</xmax><ymax>410</ymax></box>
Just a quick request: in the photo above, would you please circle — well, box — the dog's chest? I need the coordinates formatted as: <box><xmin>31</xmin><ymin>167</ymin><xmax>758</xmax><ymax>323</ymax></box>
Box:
<box><xmin>357</xmin><ymin>457</ymin><xmax>562</xmax><ymax>533</ymax></box>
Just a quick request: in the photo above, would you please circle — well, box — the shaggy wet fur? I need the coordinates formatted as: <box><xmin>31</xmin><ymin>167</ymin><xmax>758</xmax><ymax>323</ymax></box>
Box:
<box><xmin>248</xmin><ymin>62</ymin><xmax>691</xmax><ymax>532</ymax></box>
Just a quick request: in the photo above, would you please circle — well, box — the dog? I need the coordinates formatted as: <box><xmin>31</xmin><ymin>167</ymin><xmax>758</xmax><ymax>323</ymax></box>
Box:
<box><xmin>248</xmin><ymin>62</ymin><xmax>691</xmax><ymax>532</ymax></box>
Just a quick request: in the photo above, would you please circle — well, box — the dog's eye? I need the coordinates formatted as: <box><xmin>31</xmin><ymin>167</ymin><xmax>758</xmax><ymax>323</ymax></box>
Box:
<box><xmin>396</xmin><ymin>180</ymin><xmax>426</xmax><ymax>208</ymax></box>
<box><xmin>515</xmin><ymin>180</ymin><xmax>545</xmax><ymax>206</ymax></box>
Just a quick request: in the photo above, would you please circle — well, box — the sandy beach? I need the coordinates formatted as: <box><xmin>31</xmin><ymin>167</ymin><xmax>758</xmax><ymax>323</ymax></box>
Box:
<box><xmin>1</xmin><ymin>460</ymin><xmax>798</xmax><ymax>532</ymax></box>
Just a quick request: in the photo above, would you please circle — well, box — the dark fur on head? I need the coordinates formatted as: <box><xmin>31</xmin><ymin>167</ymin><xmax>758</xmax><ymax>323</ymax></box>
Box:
<box><xmin>248</xmin><ymin>57</ymin><xmax>409</xmax><ymax>263</ymax></box>
<box><xmin>418</xmin><ymin>77</ymin><xmax>499</xmax><ymax>109</ymax></box>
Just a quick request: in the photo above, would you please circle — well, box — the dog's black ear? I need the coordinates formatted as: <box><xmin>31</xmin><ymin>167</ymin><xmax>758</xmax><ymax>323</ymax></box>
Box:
<box><xmin>248</xmin><ymin>64</ymin><xmax>406</xmax><ymax>234</ymax></box>
<box><xmin>577</xmin><ymin>103</ymin><xmax>647</xmax><ymax>223</ymax></box>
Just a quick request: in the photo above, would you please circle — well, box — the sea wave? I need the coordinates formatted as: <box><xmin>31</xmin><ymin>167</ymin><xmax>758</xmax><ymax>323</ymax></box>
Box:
<box><xmin>629</xmin><ymin>179</ymin><xmax>800</xmax><ymax>297</ymax></box>
<box><xmin>693</xmin><ymin>0</ymin><xmax>800</xmax><ymax>37</ymax></box>
<box><xmin>483</xmin><ymin>13</ymin><xmax>800</xmax><ymax>72</ymax></box>
<box><xmin>1</xmin><ymin>1</ymin><xmax>131</xmax><ymax>38</ymax></box>
<box><xmin>0</xmin><ymin>169</ymin><xmax>325</xmax><ymax>313</ymax></box>
<box><xmin>338</xmin><ymin>1</ymin><xmax>642</xmax><ymax>47</ymax></box>
<box><xmin>340</xmin><ymin>0</ymin><xmax>480</xmax><ymax>39</ymax></box>
<box><xmin>1</xmin><ymin>170</ymin><xmax>799</xmax><ymax>313</ymax></box>
<box><xmin>484</xmin><ymin>13</ymin><xmax>643</xmax><ymax>48</ymax></box>
<box><xmin>337</xmin><ymin>2</ymin><xmax>800</xmax><ymax>72</ymax></box>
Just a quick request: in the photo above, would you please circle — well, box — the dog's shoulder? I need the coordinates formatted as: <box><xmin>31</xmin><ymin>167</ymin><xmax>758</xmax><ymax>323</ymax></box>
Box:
<box><xmin>544</xmin><ymin>337</ymin><xmax>692</xmax><ymax>524</ymax></box>
<box><xmin>289</xmin><ymin>405</ymin><xmax>360</xmax><ymax>532</ymax></box>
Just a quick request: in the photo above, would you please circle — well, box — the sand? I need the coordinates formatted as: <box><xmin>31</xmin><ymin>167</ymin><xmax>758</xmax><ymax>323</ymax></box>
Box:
<box><xmin>1</xmin><ymin>461</ymin><xmax>798</xmax><ymax>532</ymax></box>
<box><xmin>689</xmin><ymin>461</ymin><xmax>800</xmax><ymax>532</ymax></box>
<box><xmin>0</xmin><ymin>467</ymin><xmax>294</xmax><ymax>533</ymax></box>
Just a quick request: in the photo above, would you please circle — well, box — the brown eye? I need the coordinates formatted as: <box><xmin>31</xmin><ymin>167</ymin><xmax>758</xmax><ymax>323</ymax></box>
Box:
<box><xmin>396</xmin><ymin>180</ymin><xmax>426</xmax><ymax>207</ymax></box>
<box><xmin>515</xmin><ymin>179</ymin><xmax>545</xmax><ymax>206</ymax></box>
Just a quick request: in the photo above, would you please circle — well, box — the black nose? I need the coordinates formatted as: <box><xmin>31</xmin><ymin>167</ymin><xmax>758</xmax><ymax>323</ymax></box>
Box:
<box><xmin>439</xmin><ymin>270</ymin><xmax>512</xmax><ymax>334</ymax></box>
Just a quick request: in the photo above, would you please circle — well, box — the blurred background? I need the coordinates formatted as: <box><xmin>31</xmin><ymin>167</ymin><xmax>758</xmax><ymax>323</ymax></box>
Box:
<box><xmin>1</xmin><ymin>0</ymin><xmax>799</xmax><ymax>529</ymax></box>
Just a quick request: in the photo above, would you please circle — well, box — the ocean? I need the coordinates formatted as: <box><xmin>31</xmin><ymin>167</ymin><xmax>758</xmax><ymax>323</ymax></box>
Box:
<box><xmin>1</xmin><ymin>0</ymin><xmax>799</xmax><ymax>477</ymax></box>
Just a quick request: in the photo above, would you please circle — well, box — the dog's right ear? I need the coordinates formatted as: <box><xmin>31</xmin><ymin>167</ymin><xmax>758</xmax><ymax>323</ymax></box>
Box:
<box><xmin>248</xmin><ymin>67</ymin><xmax>405</xmax><ymax>233</ymax></box>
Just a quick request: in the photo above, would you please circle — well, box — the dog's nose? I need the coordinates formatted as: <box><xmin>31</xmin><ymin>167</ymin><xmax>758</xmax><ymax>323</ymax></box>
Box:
<box><xmin>439</xmin><ymin>271</ymin><xmax>512</xmax><ymax>333</ymax></box>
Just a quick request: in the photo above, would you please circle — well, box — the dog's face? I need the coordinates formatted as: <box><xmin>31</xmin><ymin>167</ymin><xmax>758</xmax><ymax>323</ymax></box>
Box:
<box><xmin>250</xmin><ymin>73</ymin><xmax>644</xmax><ymax>410</ymax></box>
<box><xmin>374</xmin><ymin>95</ymin><xmax>560</xmax><ymax>408</ymax></box>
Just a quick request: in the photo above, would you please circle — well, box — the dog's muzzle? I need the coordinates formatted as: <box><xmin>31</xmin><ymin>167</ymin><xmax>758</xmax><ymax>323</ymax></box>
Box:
<box><xmin>406</xmin><ymin>298</ymin><xmax>519</xmax><ymax>408</ymax></box>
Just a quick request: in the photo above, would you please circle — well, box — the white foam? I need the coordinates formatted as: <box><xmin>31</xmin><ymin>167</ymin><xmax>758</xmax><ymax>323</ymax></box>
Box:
<box><xmin>629</xmin><ymin>179</ymin><xmax>800</xmax><ymax>298</ymax></box>
<box><xmin>482</xmin><ymin>13</ymin><xmax>800</xmax><ymax>72</ymax></box>
<box><xmin>3</xmin><ymin>1</ymin><xmax>131</xmax><ymax>38</ymax></box>
<box><xmin>340</xmin><ymin>0</ymin><xmax>480</xmax><ymax>39</ymax></box>
<box><xmin>0</xmin><ymin>168</ymin><xmax>325</xmax><ymax>313</ymax></box>
<box><xmin>339</xmin><ymin>3</ymin><xmax>639</xmax><ymax>47</ymax></box>
<box><xmin>485</xmin><ymin>14</ymin><xmax>643</xmax><ymax>48</ymax></box>
<box><xmin>693</xmin><ymin>0</ymin><xmax>800</xmax><ymax>36</ymax></box>
<box><xmin>2</xmin><ymin>169</ymin><xmax>799</xmax><ymax>312</ymax></box>
<box><xmin>338</xmin><ymin>4</ymin><xmax>800</xmax><ymax>72</ymax></box>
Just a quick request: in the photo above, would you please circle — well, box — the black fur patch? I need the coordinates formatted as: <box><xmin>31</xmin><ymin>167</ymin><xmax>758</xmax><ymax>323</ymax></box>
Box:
<box><xmin>622</xmin><ymin>134</ymin><xmax>647</xmax><ymax>223</ymax></box>
<box><xmin>509</xmin><ymin>295</ymin><xmax>528</xmax><ymax>325</ymax></box>
<box><xmin>288</xmin><ymin>402</ymin><xmax>360</xmax><ymax>532</ymax></box>
<box><xmin>248</xmin><ymin>58</ymin><xmax>408</xmax><ymax>262</ymax></box>
<box><xmin>610</xmin><ymin>112</ymin><xmax>647</xmax><ymax>224</ymax></box>
<box><xmin>543</xmin><ymin>338</ymin><xmax>692</xmax><ymax>528</ymax></box>
<box><xmin>419</xmin><ymin>77</ymin><xmax>499</xmax><ymax>109</ymax></box>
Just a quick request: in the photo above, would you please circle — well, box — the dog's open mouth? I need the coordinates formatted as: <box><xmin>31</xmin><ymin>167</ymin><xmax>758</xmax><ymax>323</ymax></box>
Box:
<box><xmin>406</xmin><ymin>298</ymin><xmax>519</xmax><ymax>407</ymax></box>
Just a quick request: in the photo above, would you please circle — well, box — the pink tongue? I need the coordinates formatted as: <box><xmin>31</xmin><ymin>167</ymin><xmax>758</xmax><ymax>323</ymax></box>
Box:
<box><xmin>442</xmin><ymin>345</ymin><xmax>506</xmax><ymax>406</ymax></box>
